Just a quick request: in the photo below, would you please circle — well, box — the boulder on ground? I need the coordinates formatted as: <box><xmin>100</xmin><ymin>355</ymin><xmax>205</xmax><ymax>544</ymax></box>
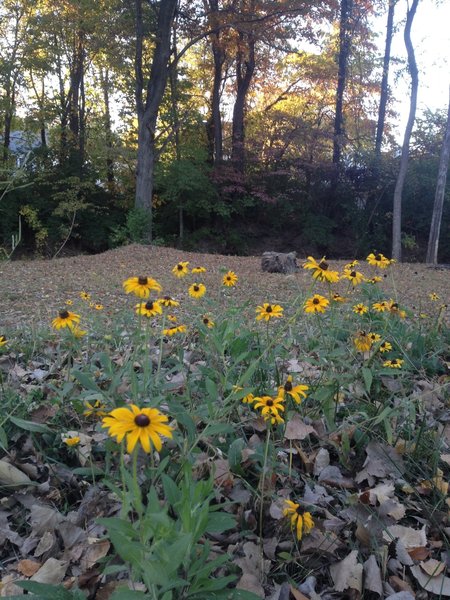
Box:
<box><xmin>261</xmin><ymin>251</ymin><xmax>298</xmax><ymax>274</ymax></box>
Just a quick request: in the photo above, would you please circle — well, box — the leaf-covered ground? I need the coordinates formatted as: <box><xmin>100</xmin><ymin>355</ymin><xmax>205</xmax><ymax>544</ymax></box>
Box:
<box><xmin>0</xmin><ymin>245</ymin><xmax>450</xmax><ymax>600</ymax></box>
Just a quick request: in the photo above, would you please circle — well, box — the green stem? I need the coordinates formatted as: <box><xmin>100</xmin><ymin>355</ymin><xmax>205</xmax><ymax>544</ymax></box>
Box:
<box><xmin>259</xmin><ymin>426</ymin><xmax>271</xmax><ymax>568</ymax></box>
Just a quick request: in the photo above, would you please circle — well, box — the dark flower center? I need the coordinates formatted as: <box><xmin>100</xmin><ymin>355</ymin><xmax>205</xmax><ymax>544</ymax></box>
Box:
<box><xmin>375</xmin><ymin>254</ymin><xmax>382</xmax><ymax>261</ymax></box>
<box><xmin>194</xmin><ymin>285</ymin><xmax>200</xmax><ymax>291</ymax></box>
<box><xmin>391</xmin><ymin>303</ymin><xmax>398</xmax><ymax>309</ymax></box>
<box><xmin>226</xmin><ymin>276</ymin><xmax>231</xmax><ymax>280</ymax></box>
<box><xmin>296</xmin><ymin>506</ymin><xmax>303</xmax><ymax>515</ymax></box>
<box><xmin>266</xmin><ymin>399</ymin><xmax>274</xmax><ymax>407</ymax></box>
<box><xmin>134</xmin><ymin>414</ymin><xmax>150</xmax><ymax>427</ymax></box>
<box><xmin>164</xmin><ymin>296</ymin><xmax>171</xmax><ymax>300</ymax></box>
<box><xmin>350</xmin><ymin>271</ymin><xmax>356</xmax><ymax>277</ymax></box>
<box><xmin>138</xmin><ymin>277</ymin><xmax>148</xmax><ymax>285</ymax></box>
<box><xmin>266</xmin><ymin>305</ymin><xmax>273</xmax><ymax>313</ymax></box>
<box><xmin>203</xmin><ymin>318</ymin><xmax>209</xmax><ymax>324</ymax></box>
<box><xmin>313</xmin><ymin>298</ymin><xmax>319</xmax><ymax>305</ymax></box>
<box><xmin>391</xmin><ymin>359</ymin><xmax>397</xmax><ymax>365</ymax></box>
<box><xmin>360</xmin><ymin>330</ymin><xmax>366</xmax><ymax>336</ymax></box>
<box><xmin>319</xmin><ymin>261</ymin><xmax>328</xmax><ymax>270</ymax></box>
<box><xmin>145</xmin><ymin>301</ymin><xmax>154</xmax><ymax>310</ymax></box>
<box><xmin>177</xmin><ymin>264</ymin><xmax>183</xmax><ymax>270</ymax></box>
<box><xmin>284</xmin><ymin>381</ymin><xmax>293</xmax><ymax>392</ymax></box>
<box><xmin>59</xmin><ymin>310</ymin><xmax>69</xmax><ymax>319</ymax></box>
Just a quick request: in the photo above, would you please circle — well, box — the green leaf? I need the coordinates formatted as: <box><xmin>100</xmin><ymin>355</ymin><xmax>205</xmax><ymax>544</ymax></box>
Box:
<box><xmin>205</xmin><ymin>511</ymin><xmax>236</xmax><ymax>533</ymax></box>
<box><xmin>361</xmin><ymin>367</ymin><xmax>373</xmax><ymax>393</ymax></box>
<box><xmin>161</xmin><ymin>474</ymin><xmax>179</xmax><ymax>507</ymax></box>
<box><xmin>110</xmin><ymin>589</ymin><xmax>149</xmax><ymax>600</ymax></box>
<box><xmin>0</xmin><ymin>424</ymin><xmax>8</xmax><ymax>450</ymax></box>
<box><xmin>205</xmin><ymin>378</ymin><xmax>218</xmax><ymax>400</ymax></box>
<box><xmin>9</xmin><ymin>416</ymin><xmax>52</xmax><ymax>434</ymax></box>
<box><xmin>228</xmin><ymin>438</ymin><xmax>245</xmax><ymax>474</ymax></box>
<box><xmin>72</xmin><ymin>370</ymin><xmax>103</xmax><ymax>393</ymax></box>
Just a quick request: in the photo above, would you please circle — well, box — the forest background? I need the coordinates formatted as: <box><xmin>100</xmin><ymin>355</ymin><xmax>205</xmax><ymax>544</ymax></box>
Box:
<box><xmin>1</xmin><ymin>0</ymin><xmax>449</xmax><ymax>263</ymax></box>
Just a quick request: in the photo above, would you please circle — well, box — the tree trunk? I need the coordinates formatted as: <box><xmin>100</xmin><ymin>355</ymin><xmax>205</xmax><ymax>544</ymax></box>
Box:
<box><xmin>134</xmin><ymin>0</ymin><xmax>178</xmax><ymax>242</ymax></box>
<box><xmin>100</xmin><ymin>67</ymin><xmax>114</xmax><ymax>185</ymax></box>
<box><xmin>426</xmin><ymin>85</ymin><xmax>450</xmax><ymax>265</ymax></box>
<box><xmin>231</xmin><ymin>30</ymin><xmax>255</xmax><ymax>172</ymax></box>
<box><xmin>375</xmin><ymin>0</ymin><xmax>396</xmax><ymax>158</ymax></box>
<box><xmin>391</xmin><ymin>0</ymin><xmax>419</xmax><ymax>261</ymax></box>
<box><xmin>332</xmin><ymin>0</ymin><xmax>353</xmax><ymax>169</ymax></box>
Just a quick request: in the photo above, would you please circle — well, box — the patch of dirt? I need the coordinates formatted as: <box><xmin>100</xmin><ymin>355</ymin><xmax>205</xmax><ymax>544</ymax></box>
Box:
<box><xmin>0</xmin><ymin>244</ymin><xmax>449</xmax><ymax>330</ymax></box>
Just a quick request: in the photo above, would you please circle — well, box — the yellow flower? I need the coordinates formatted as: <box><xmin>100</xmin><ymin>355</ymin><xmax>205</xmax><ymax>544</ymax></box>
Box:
<box><xmin>223</xmin><ymin>271</ymin><xmax>238</xmax><ymax>287</ymax></box>
<box><xmin>345</xmin><ymin>260</ymin><xmax>359</xmax><ymax>270</ymax></box>
<box><xmin>366</xmin><ymin>253</ymin><xmax>391</xmax><ymax>268</ymax></box>
<box><xmin>65</xmin><ymin>299</ymin><xmax>73</xmax><ymax>305</ymax></box>
<box><xmin>172</xmin><ymin>261</ymin><xmax>189</xmax><ymax>278</ymax></box>
<box><xmin>353</xmin><ymin>330</ymin><xmax>373</xmax><ymax>353</ymax></box>
<box><xmin>367</xmin><ymin>276</ymin><xmax>382</xmax><ymax>284</ymax></box>
<box><xmin>388</xmin><ymin>300</ymin><xmax>406</xmax><ymax>318</ymax></box>
<box><xmin>242</xmin><ymin>393</ymin><xmax>255</xmax><ymax>404</ymax></box>
<box><xmin>0</xmin><ymin>335</ymin><xmax>7</xmax><ymax>347</ymax></box>
<box><xmin>136</xmin><ymin>300</ymin><xmax>163</xmax><ymax>317</ymax></box>
<box><xmin>383</xmin><ymin>358</ymin><xmax>404</xmax><ymax>369</ymax></box>
<box><xmin>342</xmin><ymin>268</ymin><xmax>365</xmax><ymax>286</ymax></box>
<box><xmin>379</xmin><ymin>341</ymin><xmax>392</xmax><ymax>353</ymax></box>
<box><xmin>163</xmin><ymin>325</ymin><xmax>187</xmax><ymax>336</ymax></box>
<box><xmin>159</xmin><ymin>296</ymin><xmax>179</xmax><ymax>307</ymax></box>
<box><xmin>372</xmin><ymin>301</ymin><xmax>389</xmax><ymax>312</ymax></box>
<box><xmin>95</xmin><ymin>304</ymin><xmax>104</xmax><ymax>311</ymax></box>
<box><xmin>256</xmin><ymin>303</ymin><xmax>284</xmax><ymax>321</ymax></box>
<box><xmin>253</xmin><ymin>395</ymin><xmax>285</xmax><ymax>421</ymax></box>
<box><xmin>278</xmin><ymin>376</ymin><xmax>308</xmax><ymax>404</ymax></box>
<box><xmin>70</xmin><ymin>325</ymin><xmax>87</xmax><ymax>338</ymax></box>
<box><xmin>167</xmin><ymin>314</ymin><xmax>177</xmax><ymax>323</ymax></box>
<box><xmin>189</xmin><ymin>283</ymin><xmax>206</xmax><ymax>299</ymax></box>
<box><xmin>429</xmin><ymin>292</ymin><xmax>440</xmax><ymax>301</ymax></box>
<box><xmin>192</xmin><ymin>266</ymin><xmax>206</xmax><ymax>274</ymax></box>
<box><xmin>102</xmin><ymin>404</ymin><xmax>173</xmax><ymax>454</ymax></box>
<box><xmin>123</xmin><ymin>276</ymin><xmax>162</xmax><ymax>299</ymax></box>
<box><xmin>83</xmin><ymin>399</ymin><xmax>107</xmax><ymax>418</ymax></box>
<box><xmin>368</xmin><ymin>332</ymin><xmax>381</xmax><ymax>343</ymax></box>
<box><xmin>303</xmin><ymin>256</ymin><xmax>339</xmax><ymax>283</ymax></box>
<box><xmin>283</xmin><ymin>500</ymin><xmax>315</xmax><ymax>541</ymax></box>
<box><xmin>304</xmin><ymin>294</ymin><xmax>329</xmax><ymax>314</ymax></box>
<box><xmin>332</xmin><ymin>293</ymin><xmax>347</xmax><ymax>302</ymax></box>
<box><xmin>353</xmin><ymin>303</ymin><xmax>368</xmax><ymax>315</ymax></box>
<box><xmin>80</xmin><ymin>291</ymin><xmax>91</xmax><ymax>301</ymax></box>
<box><xmin>52</xmin><ymin>310</ymin><xmax>81</xmax><ymax>330</ymax></box>
<box><xmin>63</xmin><ymin>436</ymin><xmax>80</xmax><ymax>447</ymax></box>
<box><xmin>202</xmin><ymin>315</ymin><xmax>215</xmax><ymax>328</ymax></box>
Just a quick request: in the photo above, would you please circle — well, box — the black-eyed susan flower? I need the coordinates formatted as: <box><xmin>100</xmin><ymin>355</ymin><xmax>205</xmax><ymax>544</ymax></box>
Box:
<box><xmin>123</xmin><ymin>276</ymin><xmax>162</xmax><ymax>298</ymax></box>
<box><xmin>189</xmin><ymin>283</ymin><xmax>206</xmax><ymax>299</ymax></box>
<box><xmin>373</xmin><ymin>301</ymin><xmax>389</xmax><ymax>312</ymax></box>
<box><xmin>65</xmin><ymin>299</ymin><xmax>73</xmax><ymax>306</ymax></box>
<box><xmin>163</xmin><ymin>325</ymin><xmax>187</xmax><ymax>336</ymax></box>
<box><xmin>353</xmin><ymin>330</ymin><xmax>373</xmax><ymax>353</ymax></box>
<box><xmin>102</xmin><ymin>404</ymin><xmax>173</xmax><ymax>454</ymax></box>
<box><xmin>192</xmin><ymin>266</ymin><xmax>206</xmax><ymax>274</ymax></box>
<box><xmin>256</xmin><ymin>303</ymin><xmax>284</xmax><ymax>321</ymax></box>
<box><xmin>159</xmin><ymin>296</ymin><xmax>179</xmax><ymax>307</ymax></box>
<box><xmin>388</xmin><ymin>300</ymin><xmax>406</xmax><ymax>318</ymax></box>
<box><xmin>95</xmin><ymin>304</ymin><xmax>104</xmax><ymax>311</ymax></box>
<box><xmin>253</xmin><ymin>395</ymin><xmax>285</xmax><ymax>421</ymax></box>
<box><xmin>167</xmin><ymin>314</ymin><xmax>177</xmax><ymax>323</ymax></box>
<box><xmin>304</xmin><ymin>294</ymin><xmax>329</xmax><ymax>314</ymax></box>
<box><xmin>383</xmin><ymin>358</ymin><xmax>404</xmax><ymax>369</ymax></box>
<box><xmin>379</xmin><ymin>341</ymin><xmax>392</xmax><ymax>353</ymax></box>
<box><xmin>83</xmin><ymin>399</ymin><xmax>107</xmax><ymax>418</ymax></box>
<box><xmin>172</xmin><ymin>261</ymin><xmax>189</xmax><ymax>278</ymax></box>
<box><xmin>279</xmin><ymin>376</ymin><xmax>308</xmax><ymax>404</ymax></box>
<box><xmin>303</xmin><ymin>256</ymin><xmax>339</xmax><ymax>283</ymax></box>
<box><xmin>70</xmin><ymin>325</ymin><xmax>87</xmax><ymax>338</ymax></box>
<box><xmin>368</xmin><ymin>332</ymin><xmax>381</xmax><ymax>343</ymax></box>
<box><xmin>0</xmin><ymin>336</ymin><xmax>7</xmax><ymax>347</ymax></box>
<box><xmin>52</xmin><ymin>310</ymin><xmax>81</xmax><ymax>330</ymax></box>
<box><xmin>63</xmin><ymin>435</ymin><xmax>80</xmax><ymax>447</ymax></box>
<box><xmin>202</xmin><ymin>315</ymin><xmax>215</xmax><ymax>328</ymax></box>
<box><xmin>136</xmin><ymin>300</ymin><xmax>163</xmax><ymax>317</ymax></box>
<box><xmin>342</xmin><ymin>268</ymin><xmax>365</xmax><ymax>286</ymax></box>
<box><xmin>429</xmin><ymin>292</ymin><xmax>440</xmax><ymax>301</ymax></box>
<box><xmin>223</xmin><ymin>271</ymin><xmax>238</xmax><ymax>287</ymax></box>
<box><xmin>332</xmin><ymin>293</ymin><xmax>347</xmax><ymax>302</ymax></box>
<box><xmin>366</xmin><ymin>253</ymin><xmax>391</xmax><ymax>268</ymax></box>
<box><xmin>283</xmin><ymin>500</ymin><xmax>314</xmax><ymax>541</ymax></box>
<box><xmin>345</xmin><ymin>260</ymin><xmax>359</xmax><ymax>270</ymax></box>
<box><xmin>367</xmin><ymin>276</ymin><xmax>383</xmax><ymax>284</ymax></box>
<box><xmin>353</xmin><ymin>303</ymin><xmax>368</xmax><ymax>315</ymax></box>
<box><xmin>80</xmin><ymin>291</ymin><xmax>91</xmax><ymax>301</ymax></box>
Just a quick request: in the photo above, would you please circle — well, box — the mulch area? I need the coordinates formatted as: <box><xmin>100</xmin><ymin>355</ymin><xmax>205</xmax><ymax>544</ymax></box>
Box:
<box><xmin>0</xmin><ymin>244</ymin><xmax>449</xmax><ymax>330</ymax></box>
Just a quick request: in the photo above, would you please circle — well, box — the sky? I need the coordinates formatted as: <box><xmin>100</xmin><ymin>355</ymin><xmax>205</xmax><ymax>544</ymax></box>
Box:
<box><xmin>385</xmin><ymin>0</ymin><xmax>450</xmax><ymax>135</ymax></box>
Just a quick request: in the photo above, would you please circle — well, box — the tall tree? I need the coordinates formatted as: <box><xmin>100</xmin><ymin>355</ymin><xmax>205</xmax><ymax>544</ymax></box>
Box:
<box><xmin>134</xmin><ymin>0</ymin><xmax>178</xmax><ymax>242</ymax></box>
<box><xmin>375</xmin><ymin>0</ymin><xmax>396</xmax><ymax>158</ymax></box>
<box><xmin>426</xmin><ymin>85</ymin><xmax>450</xmax><ymax>265</ymax></box>
<box><xmin>391</xmin><ymin>0</ymin><xmax>419</xmax><ymax>261</ymax></box>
